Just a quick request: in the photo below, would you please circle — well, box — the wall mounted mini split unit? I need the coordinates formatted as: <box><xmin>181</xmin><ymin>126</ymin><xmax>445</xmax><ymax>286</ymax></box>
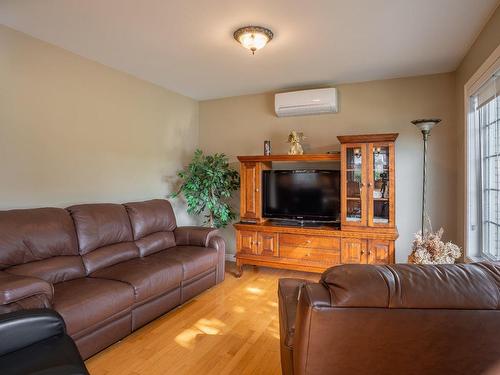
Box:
<box><xmin>274</xmin><ymin>88</ymin><xmax>338</xmax><ymax>117</ymax></box>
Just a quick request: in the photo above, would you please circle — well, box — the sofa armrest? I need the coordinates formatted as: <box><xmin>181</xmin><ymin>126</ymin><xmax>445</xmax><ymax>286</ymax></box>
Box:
<box><xmin>293</xmin><ymin>283</ymin><xmax>331</xmax><ymax>375</ymax></box>
<box><xmin>0</xmin><ymin>309</ymin><xmax>66</xmax><ymax>356</ymax></box>
<box><xmin>0</xmin><ymin>271</ymin><xmax>53</xmax><ymax>306</ymax></box>
<box><xmin>278</xmin><ymin>279</ymin><xmax>314</xmax><ymax>375</ymax></box>
<box><xmin>174</xmin><ymin>226</ymin><xmax>218</xmax><ymax>247</ymax></box>
<box><xmin>278</xmin><ymin>279</ymin><xmax>315</xmax><ymax>345</ymax></box>
<box><xmin>208</xmin><ymin>235</ymin><xmax>226</xmax><ymax>283</ymax></box>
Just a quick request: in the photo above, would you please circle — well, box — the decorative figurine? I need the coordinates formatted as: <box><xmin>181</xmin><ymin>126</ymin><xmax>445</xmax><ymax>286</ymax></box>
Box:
<box><xmin>287</xmin><ymin>130</ymin><xmax>305</xmax><ymax>155</ymax></box>
<box><xmin>264</xmin><ymin>140</ymin><xmax>271</xmax><ymax>155</ymax></box>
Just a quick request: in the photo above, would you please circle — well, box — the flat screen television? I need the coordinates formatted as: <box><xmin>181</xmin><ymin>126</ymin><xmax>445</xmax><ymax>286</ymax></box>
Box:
<box><xmin>262</xmin><ymin>170</ymin><xmax>340</xmax><ymax>222</ymax></box>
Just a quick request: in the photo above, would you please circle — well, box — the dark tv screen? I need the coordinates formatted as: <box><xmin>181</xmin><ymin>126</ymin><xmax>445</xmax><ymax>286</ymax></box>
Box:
<box><xmin>262</xmin><ymin>170</ymin><xmax>340</xmax><ymax>222</ymax></box>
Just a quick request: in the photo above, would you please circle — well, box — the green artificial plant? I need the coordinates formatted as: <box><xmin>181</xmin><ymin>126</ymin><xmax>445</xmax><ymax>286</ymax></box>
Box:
<box><xmin>172</xmin><ymin>149</ymin><xmax>240</xmax><ymax>228</ymax></box>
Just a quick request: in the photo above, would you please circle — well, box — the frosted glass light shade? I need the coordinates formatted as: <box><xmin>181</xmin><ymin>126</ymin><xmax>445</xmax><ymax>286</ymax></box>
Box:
<box><xmin>234</xmin><ymin>26</ymin><xmax>273</xmax><ymax>54</ymax></box>
<box><xmin>411</xmin><ymin>119</ymin><xmax>442</xmax><ymax>132</ymax></box>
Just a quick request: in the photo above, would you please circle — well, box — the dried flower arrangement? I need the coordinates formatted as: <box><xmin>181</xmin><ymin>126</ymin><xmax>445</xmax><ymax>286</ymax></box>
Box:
<box><xmin>408</xmin><ymin>218</ymin><xmax>462</xmax><ymax>264</ymax></box>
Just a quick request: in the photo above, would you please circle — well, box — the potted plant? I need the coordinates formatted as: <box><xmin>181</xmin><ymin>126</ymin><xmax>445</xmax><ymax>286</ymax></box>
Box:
<box><xmin>172</xmin><ymin>149</ymin><xmax>239</xmax><ymax>228</ymax></box>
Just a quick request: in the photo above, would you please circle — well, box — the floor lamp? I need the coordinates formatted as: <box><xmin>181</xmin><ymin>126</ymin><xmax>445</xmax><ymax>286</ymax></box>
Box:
<box><xmin>411</xmin><ymin>118</ymin><xmax>442</xmax><ymax>236</ymax></box>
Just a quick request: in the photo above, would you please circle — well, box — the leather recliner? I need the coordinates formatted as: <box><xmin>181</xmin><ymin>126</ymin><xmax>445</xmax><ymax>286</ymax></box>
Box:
<box><xmin>279</xmin><ymin>262</ymin><xmax>500</xmax><ymax>375</ymax></box>
<box><xmin>0</xmin><ymin>199</ymin><xmax>225</xmax><ymax>359</ymax></box>
<box><xmin>0</xmin><ymin>309</ymin><xmax>89</xmax><ymax>375</ymax></box>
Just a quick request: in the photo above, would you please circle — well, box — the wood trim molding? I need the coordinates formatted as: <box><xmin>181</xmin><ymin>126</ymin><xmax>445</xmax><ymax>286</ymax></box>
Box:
<box><xmin>465</xmin><ymin>43</ymin><xmax>500</xmax><ymax>94</ymax></box>
<box><xmin>337</xmin><ymin>133</ymin><xmax>399</xmax><ymax>144</ymax></box>
<box><xmin>237</xmin><ymin>154</ymin><xmax>340</xmax><ymax>162</ymax></box>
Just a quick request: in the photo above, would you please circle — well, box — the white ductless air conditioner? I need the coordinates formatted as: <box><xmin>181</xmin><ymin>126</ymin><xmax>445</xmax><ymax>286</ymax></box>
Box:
<box><xmin>274</xmin><ymin>88</ymin><xmax>338</xmax><ymax>117</ymax></box>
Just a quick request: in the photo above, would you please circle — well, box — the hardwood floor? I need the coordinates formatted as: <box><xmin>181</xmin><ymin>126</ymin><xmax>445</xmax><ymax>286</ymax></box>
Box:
<box><xmin>85</xmin><ymin>262</ymin><xmax>319</xmax><ymax>375</ymax></box>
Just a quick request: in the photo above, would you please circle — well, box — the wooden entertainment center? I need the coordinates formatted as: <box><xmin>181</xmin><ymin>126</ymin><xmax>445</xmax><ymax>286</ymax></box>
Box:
<box><xmin>234</xmin><ymin>133</ymin><xmax>399</xmax><ymax>276</ymax></box>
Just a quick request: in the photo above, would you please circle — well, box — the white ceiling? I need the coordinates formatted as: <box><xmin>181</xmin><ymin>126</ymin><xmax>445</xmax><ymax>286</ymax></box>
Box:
<box><xmin>0</xmin><ymin>0</ymin><xmax>498</xmax><ymax>100</ymax></box>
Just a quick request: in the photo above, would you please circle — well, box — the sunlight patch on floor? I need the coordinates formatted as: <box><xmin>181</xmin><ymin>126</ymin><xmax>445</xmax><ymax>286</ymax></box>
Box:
<box><xmin>246</xmin><ymin>286</ymin><xmax>264</xmax><ymax>295</ymax></box>
<box><xmin>175</xmin><ymin>318</ymin><xmax>226</xmax><ymax>349</ymax></box>
<box><xmin>233</xmin><ymin>305</ymin><xmax>245</xmax><ymax>313</ymax></box>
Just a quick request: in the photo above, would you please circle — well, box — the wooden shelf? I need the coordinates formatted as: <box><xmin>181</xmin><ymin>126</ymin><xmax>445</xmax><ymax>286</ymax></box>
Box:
<box><xmin>234</xmin><ymin>221</ymin><xmax>341</xmax><ymax>236</ymax></box>
<box><xmin>237</xmin><ymin>153</ymin><xmax>340</xmax><ymax>162</ymax></box>
<box><xmin>234</xmin><ymin>221</ymin><xmax>397</xmax><ymax>240</ymax></box>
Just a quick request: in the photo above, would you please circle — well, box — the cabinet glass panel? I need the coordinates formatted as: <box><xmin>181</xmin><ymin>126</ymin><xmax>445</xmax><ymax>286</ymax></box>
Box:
<box><xmin>372</xmin><ymin>146</ymin><xmax>390</xmax><ymax>224</ymax></box>
<box><xmin>346</xmin><ymin>147</ymin><xmax>363</xmax><ymax>222</ymax></box>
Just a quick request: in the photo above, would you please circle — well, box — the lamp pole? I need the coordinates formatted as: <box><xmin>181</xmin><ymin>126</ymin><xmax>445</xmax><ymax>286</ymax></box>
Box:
<box><xmin>411</xmin><ymin>119</ymin><xmax>441</xmax><ymax>236</ymax></box>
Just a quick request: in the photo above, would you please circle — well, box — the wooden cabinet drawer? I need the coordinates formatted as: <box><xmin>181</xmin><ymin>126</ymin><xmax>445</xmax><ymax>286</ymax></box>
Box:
<box><xmin>280</xmin><ymin>235</ymin><xmax>340</xmax><ymax>265</ymax></box>
<box><xmin>280</xmin><ymin>234</ymin><xmax>340</xmax><ymax>250</ymax></box>
<box><xmin>280</xmin><ymin>245</ymin><xmax>340</xmax><ymax>264</ymax></box>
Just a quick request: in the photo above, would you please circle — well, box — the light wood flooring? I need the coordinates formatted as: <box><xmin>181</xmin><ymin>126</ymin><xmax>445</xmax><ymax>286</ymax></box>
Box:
<box><xmin>85</xmin><ymin>262</ymin><xmax>319</xmax><ymax>375</ymax></box>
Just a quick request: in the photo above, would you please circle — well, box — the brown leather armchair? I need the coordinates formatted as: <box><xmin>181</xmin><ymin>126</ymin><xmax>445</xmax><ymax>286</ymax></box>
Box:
<box><xmin>279</xmin><ymin>263</ymin><xmax>500</xmax><ymax>375</ymax></box>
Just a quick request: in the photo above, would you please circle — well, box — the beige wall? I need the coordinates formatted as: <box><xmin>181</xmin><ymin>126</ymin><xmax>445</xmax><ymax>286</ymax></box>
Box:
<box><xmin>455</xmin><ymin>5</ymin><xmax>500</xmax><ymax>248</ymax></box>
<box><xmin>4</xmin><ymin>8</ymin><xmax>497</xmax><ymax>261</ymax></box>
<box><xmin>199</xmin><ymin>73</ymin><xmax>457</xmax><ymax>262</ymax></box>
<box><xmin>0</xmin><ymin>25</ymin><xmax>199</xmax><ymax>224</ymax></box>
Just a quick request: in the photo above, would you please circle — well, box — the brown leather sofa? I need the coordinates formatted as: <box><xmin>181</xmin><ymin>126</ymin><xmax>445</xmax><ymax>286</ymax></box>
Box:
<box><xmin>0</xmin><ymin>199</ymin><xmax>225</xmax><ymax>359</ymax></box>
<box><xmin>279</xmin><ymin>263</ymin><xmax>500</xmax><ymax>375</ymax></box>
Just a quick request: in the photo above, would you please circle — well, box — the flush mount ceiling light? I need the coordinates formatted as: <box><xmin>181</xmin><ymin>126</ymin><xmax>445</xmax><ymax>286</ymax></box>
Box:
<box><xmin>233</xmin><ymin>26</ymin><xmax>273</xmax><ymax>55</ymax></box>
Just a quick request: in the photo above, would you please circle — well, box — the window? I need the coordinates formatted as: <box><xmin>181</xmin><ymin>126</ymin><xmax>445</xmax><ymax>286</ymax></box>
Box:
<box><xmin>467</xmin><ymin>71</ymin><xmax>500</xmax><ymax>260</ymax></box>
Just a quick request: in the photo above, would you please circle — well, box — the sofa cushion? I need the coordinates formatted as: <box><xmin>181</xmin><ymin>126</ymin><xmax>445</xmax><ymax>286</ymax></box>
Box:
<box><xmin>67</xmin><ymin>204</ymin><xmax>133</xmax><ymax>254</ymax></box>
<box><xmin>67</xmin><ymin>204</ymin><xmax>139</xmax><ymax>273</ymax></box>
<box><xmin>7</xmin><ymin>256</ymin><xmax>86</xmax><ymax>284</ymax></box>
<box><xmin>0</xmin><ymin>208</ymin><xmax>79</xmax><ymax>270</ymax></box>
<box><xmin>124</xmin><ymin>199</ymin><xmax>177</xmax><ymax>240</ymax></box>
<box><xmin>81</xmin><ymin>242</ymin><xmax>139</xmax><ymax>275</ymax></box>
<box><xmin>90</xmin><ymin>257</ymin><xmax>183</xmax><ymax>303</ymax></box>
<box><xmin>53</xmin><ymin>278</ymin><xmax>134</xmax><ymax>336</ymax></box>
<box><xmin>148</xmin><ymin>246</ymin><xmax>218</xmax><ymax>281</ymax></box>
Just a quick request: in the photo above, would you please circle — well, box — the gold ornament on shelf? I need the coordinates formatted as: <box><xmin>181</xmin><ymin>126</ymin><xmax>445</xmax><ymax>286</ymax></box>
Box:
<box><xmin>287</xmin><ymin>131</ymin><xmax>305</xmax><ymax>155</ymax></box>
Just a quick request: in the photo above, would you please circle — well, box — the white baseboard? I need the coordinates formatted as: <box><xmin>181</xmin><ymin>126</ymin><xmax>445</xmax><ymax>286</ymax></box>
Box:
<box><xmin>225</xmin><ymin>253</ymin><xmax>236</xmax><ymax>262</ymax></box>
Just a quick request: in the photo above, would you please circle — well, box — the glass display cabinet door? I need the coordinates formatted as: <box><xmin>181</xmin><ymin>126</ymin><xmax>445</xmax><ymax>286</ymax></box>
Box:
<box><xmin>342</xmin><ymin>144</ymin><xmax>367</xmax><ymax>226</ymax></box>
<box><xmin>368</xmin><ymin>143</ymin><xmax>394</xmax><ymax>227</ymax></box>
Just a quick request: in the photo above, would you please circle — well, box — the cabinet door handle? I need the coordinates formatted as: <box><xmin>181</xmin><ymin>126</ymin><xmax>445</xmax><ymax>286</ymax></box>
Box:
<box><xmin>368</xmin><ymin>183</ymin><xmax>372</xmax><ymax>188</ymax></box>
<box><xmin>256</xmin><ymin>188</ymin><xmax>260</xmax><ymax>192</ymax></box>
<box><xmin>361</xmin><ymin>250</ymin><xmax>365</xmax><ymax>255</ymax></box>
